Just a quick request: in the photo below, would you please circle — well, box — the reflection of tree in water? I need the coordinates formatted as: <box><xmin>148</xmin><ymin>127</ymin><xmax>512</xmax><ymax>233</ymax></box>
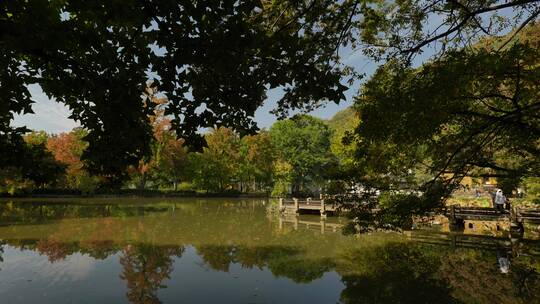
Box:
<box><xmin>196</xmin><ymin>244</ymin><xmax>333</xmax><ymax>283</ymax></box>
<box><xmin>234</xmin><ymin>245</ymin><xmax>287</xmax><ymax>269</ymax></box>
<box><xmin>337</xmin><ymin>241</ymin><xmax>540</xmax><ymax>304</ymax></box>
<box><xmin>120</xmin><ymin>244</ymin><xmax>184</xmax><ymax>304</ymax></box>
<box><xmin>196</xmin><ymin>245</ymin><xmax>234</xmax><ymax>272</ymax></box>
<box><xmin>0</xmin><ymin>202</ymin><xmax>171</xmax><ymax>224</ymax></box>
<box><xmin>337</xmin><ymin>243</ymin><xmax>457</xmax><ymax>304</ymax></box>
<box><xmin>439</xmin><ymin>249</ymin><xmax>540</xmax><ymax>304</ymax></box>
<box><xmin>79</xmin><ymin>240</ymin><xmax>119</xmax><ymax>260</ymax></box>
<box><xmin>0</xmin><ymin>240</ymin><xmax>5</xmax><ymax>270</ymax></box>
<box><xmin>269</xmin><ymin>257</ymin><xmax>333</xmax><ymax>283</ymax></box>
<box><xmin>35</xmin><ymin>239</ymin><xmax>74</xmax><ymax>262</ymax></box>
<box><xmin>34</xmin><ymin>239</ymin><xmax>120</xmax><ymax>262</ymax></box>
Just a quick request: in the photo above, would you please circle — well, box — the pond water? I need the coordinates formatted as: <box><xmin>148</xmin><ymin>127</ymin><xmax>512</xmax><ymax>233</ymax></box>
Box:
<box><xmin>0</xmin><ymin>198</ymin><xmax>538</xmax><ymax>304</ymax></box>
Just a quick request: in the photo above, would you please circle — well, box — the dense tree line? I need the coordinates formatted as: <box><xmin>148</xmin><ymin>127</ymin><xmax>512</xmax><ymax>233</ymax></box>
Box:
<box><xmin>0</xmin><ymin>110</ymin><xmax>357</xmax><ymax>196</ymax></box>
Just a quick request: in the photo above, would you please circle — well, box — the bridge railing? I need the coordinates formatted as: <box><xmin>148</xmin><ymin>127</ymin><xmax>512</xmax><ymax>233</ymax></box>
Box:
<box><xmin>444</xmin><ymin>205</ymin><xmax>540</xmax><ymax>226</ymax></box>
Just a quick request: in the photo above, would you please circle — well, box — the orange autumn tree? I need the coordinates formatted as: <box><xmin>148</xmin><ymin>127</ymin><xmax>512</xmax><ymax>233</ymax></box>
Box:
<box><xmin>129</xmin><ymin>94</ymin><xmax>188</xmax><ymax>190</ymax></box>
<box><xmin>47</xmin><ymin>128</ymin><xmax>99</xmax><ymax>192</ymax></box>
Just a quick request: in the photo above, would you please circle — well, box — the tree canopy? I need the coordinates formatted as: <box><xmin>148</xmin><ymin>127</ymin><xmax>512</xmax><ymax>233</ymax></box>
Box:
<box><xmin>270</xmin><ymin>115</ymin><xmax>333</xmax><ymax>194</ymax></box>
<box><xmin>1</xmin><ymin>0</ymin><xmax>357</xmax><ymax>182</ymax></box>
<box><xmin>336</xmin><ymin>22</ymin><xmax>540</xmax><ymax>231</ymax></box>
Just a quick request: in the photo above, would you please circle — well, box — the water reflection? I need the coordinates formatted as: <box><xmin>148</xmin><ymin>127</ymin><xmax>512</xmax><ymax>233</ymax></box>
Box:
<box><xmin>497</xmin><ymin>248</ymin><xmax>511</xmax><ymax>274</ymax></box>
<box><xmin>120</xmin><ymin>244</ymin><xmax>183</xmax><ymax>304</ymax></box>
<box><xmin>337</xmin><ymin>242</ymin><xmax>457</xmax><ymax>303</ymax></box>
<box><xmin>0</xmin><ymin>198</ymin><xmax>538</xmax><ymax>303</ymax></box>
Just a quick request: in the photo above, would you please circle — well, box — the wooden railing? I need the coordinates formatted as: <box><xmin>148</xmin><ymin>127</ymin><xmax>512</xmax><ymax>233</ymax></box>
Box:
<box><xmin>278</xmin><ymin>197</ymin><xmax>339</xmax><ymax>217</ymax></box>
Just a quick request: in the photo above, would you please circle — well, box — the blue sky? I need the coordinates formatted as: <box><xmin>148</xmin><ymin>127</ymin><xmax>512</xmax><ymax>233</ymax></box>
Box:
<box><xmin>13</xmin><ymin>84</ymin><xmax>80</xmax><ymax>134</ymax></box>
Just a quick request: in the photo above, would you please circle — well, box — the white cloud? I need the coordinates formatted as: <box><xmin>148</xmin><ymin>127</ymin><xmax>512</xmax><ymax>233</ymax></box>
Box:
<box><xmin>12</xmin><ymin>84</ymin><xmax>79</xmax><ymax>134</ymax></box>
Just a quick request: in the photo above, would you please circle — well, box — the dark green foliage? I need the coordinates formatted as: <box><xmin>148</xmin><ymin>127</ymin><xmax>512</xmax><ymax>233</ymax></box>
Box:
<box><xmin>356</xmin><ymin>42</ymin><xmax>540</xmax><ymax>185</ymax></box>
<box><xmin>357</xmin><ymin>0</ymin><xmax>540</xmax><ymax>61</ymax></box>
<box><xmin>21</xmin><ymin>142</ymin><xmax>66</xmax><ymax>188</ymax></box>
<box><xmin>1</xmin><ymin>131</ymin><xmax>66</xmax><ymax>190</ymax></box>
<box><xmin>334</xmin><ymin>39</ymin><xmax>540</xmax><ymax>231</ymax></box>
<box><xmin>1</xmin><ymin>1</ymin><xmax>355</xmax><ymax>184</ymax></box>
<box><xmin>338</xmin><ymin>243</ymin><xmax>458</xmax><ymax>304</ymax></box>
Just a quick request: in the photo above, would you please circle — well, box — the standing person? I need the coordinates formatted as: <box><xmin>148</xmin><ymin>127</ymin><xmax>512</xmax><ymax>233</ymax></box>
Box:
<box><xmin>494</xmin><ymin>189</ymin><xmax>506</xmax><ymax>213</ymax></box>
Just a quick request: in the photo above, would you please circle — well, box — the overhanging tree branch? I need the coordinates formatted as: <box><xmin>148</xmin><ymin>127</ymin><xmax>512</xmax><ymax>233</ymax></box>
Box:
<box><xmin>497</xmin><ymin>8</ymin><xmax>540</xmax><ymax>51</ymax></box>
<box><xmin>402</xmin><ymin>0</ymin><xmax>540</xmax><ymax>54</ymax></box>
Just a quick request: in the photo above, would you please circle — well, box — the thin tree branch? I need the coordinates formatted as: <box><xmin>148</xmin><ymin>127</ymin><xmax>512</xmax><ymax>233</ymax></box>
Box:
<box><xmin>403</xmin><ymin>0</ymin><xmax>540</xmax><ymax>54</ymax></box>
<box><xmin>497</xmin><ymin>8</ymin><xmax>540</xmax><ymax>51</ymax></box>
<box><xmin>334</xmin><ymin>0</ymin><xmax>361</xmax><ymax>57</ymax></box>
<box><xmin>275</xmin><ymin>0</ymin><xmax>318</xmax><ymax>34</ymax></box>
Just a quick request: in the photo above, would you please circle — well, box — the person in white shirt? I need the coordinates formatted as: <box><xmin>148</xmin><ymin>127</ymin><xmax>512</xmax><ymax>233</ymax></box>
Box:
<box><xmin>494</xmin><ymin>189</ymin><xmax>506</xmax><ymax>213</ymax></box>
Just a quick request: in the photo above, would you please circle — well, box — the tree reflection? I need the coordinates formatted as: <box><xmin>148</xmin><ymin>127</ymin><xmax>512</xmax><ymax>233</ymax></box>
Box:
<box><xmin>337</xmin><ymin>242</ymin><xmax>457</xmax><ymax>304</ymax></box>
<box><xmin>120</xmin><ymin>244</ymin><xmax>184</xmax><ymax>304</ymax></box>
<box><xmin>196</xmin><ymin>245</ymin><xmax>235</xmax><ymax>272</ymax></box>
<box><xmin>336</xmin><ymin>241</ymin><xmax>540</xmax><ymax>304</ymax></box>
<box><xmin>0</xmin><ymin>240</ymin><xmax>5</xmax><ymax>270</ymax></box>
<box><xmin>269</xmin><ymin>257</ymin><xmax>333</xmax><ymax>283</ymax></box>
<box><xmin>0</xmin><ymin>201</ymin><xmax>172</xmax><ymax>224</ymax></box>
<box><xmin>35</xmin><ymin>239</ymin><xmax>73</xmax><ymax>262</ymax></box>
<box><xmin>439</xmin><ymin>248</ymin><xmax>540</xmax><ymax>304</ymax></box>
<box><xmin>196</xmin><ymin>244</ymin><xmax>333</xmax><ymax>283</ymax></box>
<box><xmin>0</xmin><ymin>200</ymin><xmax>539</xmax><ymax>304</ymax></box>
<box><xmin>8</xmin><ymin>237</ymin><xmax>539</xmax><ymax>304</ymax></box>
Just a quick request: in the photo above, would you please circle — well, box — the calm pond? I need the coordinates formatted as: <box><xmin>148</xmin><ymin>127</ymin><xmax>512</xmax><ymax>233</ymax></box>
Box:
<box><xmin>0</xmin><ymin>198</ymin><xmax>538</xmax><ymax>304</ymax></box>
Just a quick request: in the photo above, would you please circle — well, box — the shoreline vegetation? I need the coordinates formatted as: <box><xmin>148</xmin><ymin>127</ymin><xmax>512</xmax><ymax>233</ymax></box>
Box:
<box><xmin>0</xmin><ymin>190</ymin><xmax>272</xmax><ymax>199</ymax></box>
<box><xmin>2</xmin><ymin>191</ymin><xmax>534</xmax><ymax>209</ymax></box>
<box><xmin>1</xmin><ymin>112</ymin><xmax>349</xmax><ymax>200</ymax></box>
